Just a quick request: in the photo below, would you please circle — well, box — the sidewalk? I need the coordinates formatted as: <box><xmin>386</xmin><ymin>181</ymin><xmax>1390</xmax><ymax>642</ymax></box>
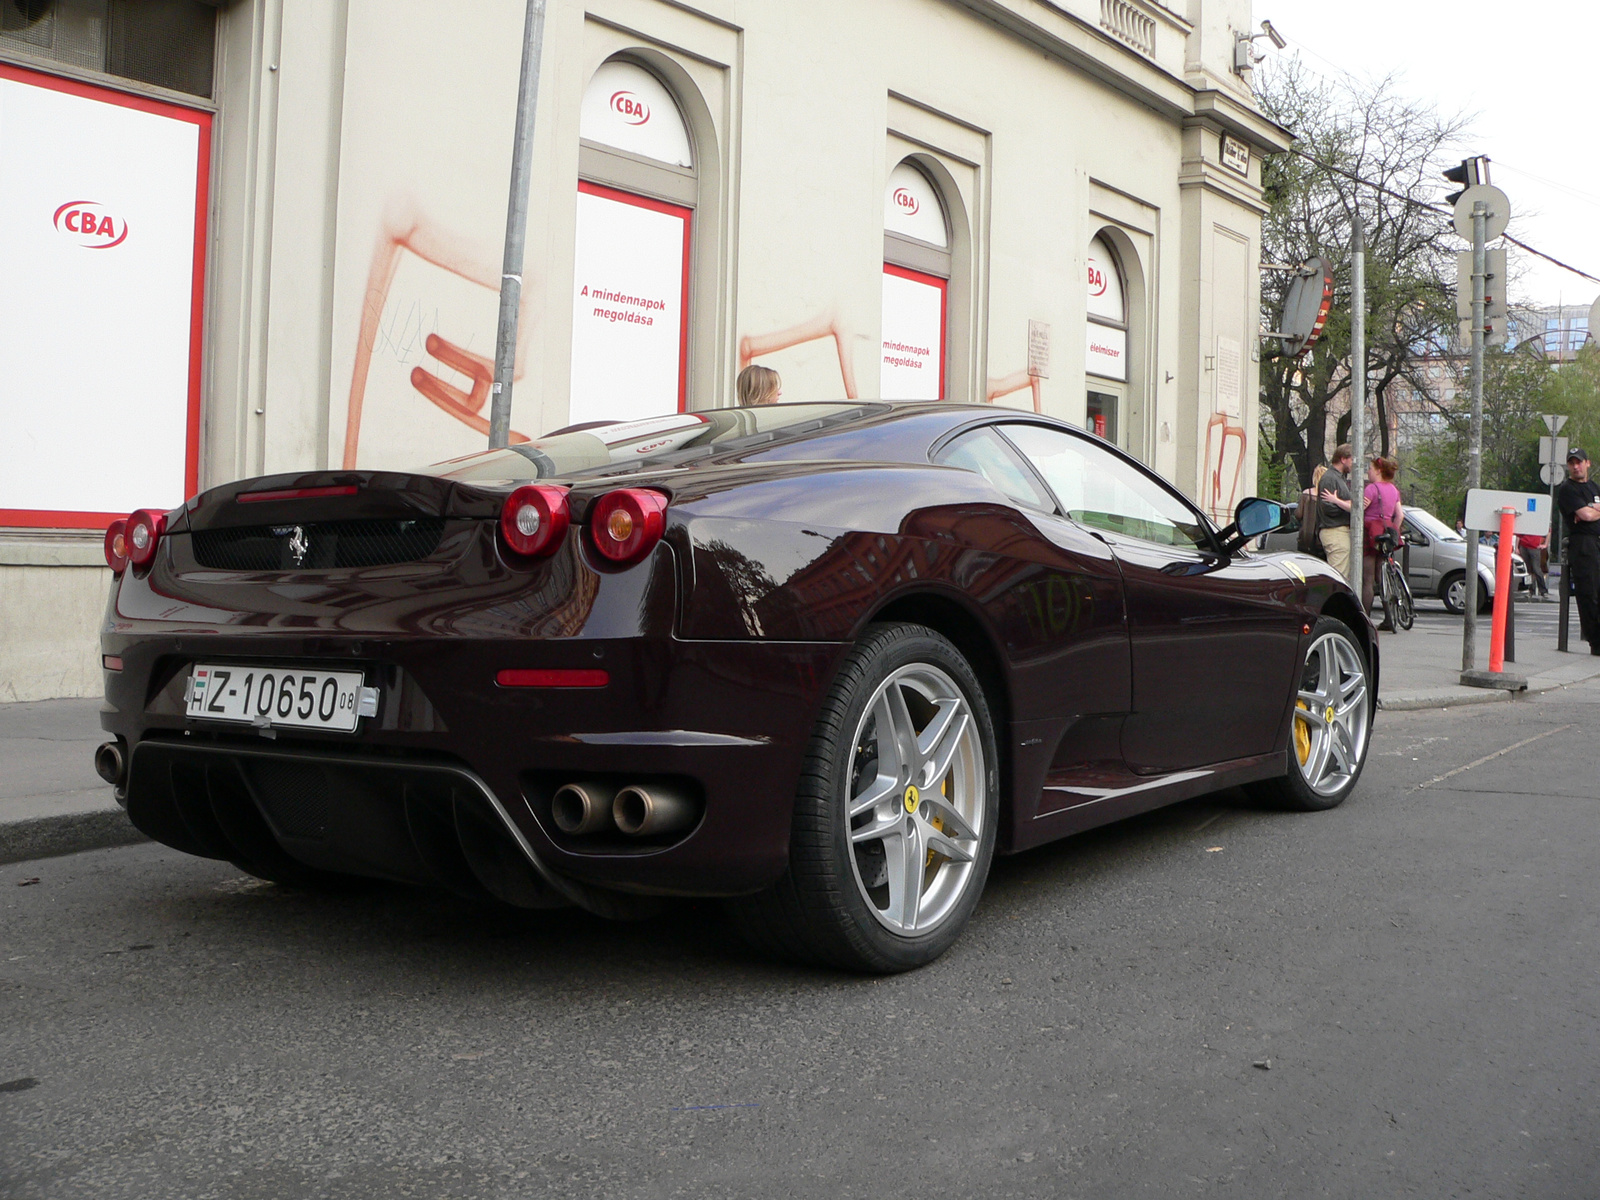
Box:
<box><xmin>5</xmin><ymin>618</ymin><xmax>1600</xmax><ymax>864</ymax></box>
<box><xmin>0</xmin><ymin>697</ymin><xmax>144</xmax><ymax>865</ymax></box>
<box><xmin>1375</xmin><ymin>610</ymin><xmax>1600</xmax><ymax>710</ymax></box>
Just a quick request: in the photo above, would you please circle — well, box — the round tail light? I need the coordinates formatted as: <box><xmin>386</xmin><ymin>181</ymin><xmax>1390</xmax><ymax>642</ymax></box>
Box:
<box><xmin>104</xmin><ymin>519</ymin><xmax>129</xmax><ymax>573</ymax></box>
<box><xmin>125</xmin><ymin>509</ymin><xmax>167</xmax><ymax>567</ymax></box>
<box><xmin>589</xmin><ymin>489</ymin><xmax>668</xmax><ymax>565</ymax></box>
<box><xmin>499</xmin><ymin>485</ymin><xmax>570</xmax><ymax>558</ymax></box>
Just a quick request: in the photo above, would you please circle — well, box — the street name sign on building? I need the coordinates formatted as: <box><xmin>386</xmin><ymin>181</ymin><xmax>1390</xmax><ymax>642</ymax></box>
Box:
<box><xmin>1463</xmin><ymin>489</ymin><xmax>1549</xmax><ymax>535</ymax></box>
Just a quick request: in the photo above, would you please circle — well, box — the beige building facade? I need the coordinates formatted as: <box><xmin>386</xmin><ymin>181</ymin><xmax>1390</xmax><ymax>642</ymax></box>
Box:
<box><xmin>0</xmin><ymin>0</ymin><xmax>1288</xmax><ymax>700</ymax></box>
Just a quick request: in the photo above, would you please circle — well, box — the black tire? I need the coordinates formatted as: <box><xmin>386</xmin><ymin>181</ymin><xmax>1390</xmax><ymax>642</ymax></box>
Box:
<box><xmin>1246</xmin><ymin>616</ymin><xmax>1373</xmax><ymax>813</ymax></box>
<box><xmin>1441</xmin><ymin>570</ymin><xmax>1466</xmax><ymax>615</ymax></box>
<box><xmin>725</xmin><ymin>623</ymin><xmax>999</xmax><ymax>973</ymax></box>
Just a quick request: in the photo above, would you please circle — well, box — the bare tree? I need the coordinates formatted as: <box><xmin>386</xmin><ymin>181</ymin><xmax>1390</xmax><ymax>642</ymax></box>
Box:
<box><xmin>1256</xmin><ymin>61</ymin><xmax>1469</xmax><ymax>486</ymax></box>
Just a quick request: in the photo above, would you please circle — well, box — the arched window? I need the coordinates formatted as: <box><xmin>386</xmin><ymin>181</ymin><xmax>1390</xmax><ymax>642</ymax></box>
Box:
<box><xmin>1085</xmin><ymin>234</ymin><xmax>1128</xmax><ymax>442</ymax></box>
<box><xmin>570</xmin><ymin>59</ymin><xmax>696</xmax><ymax>424</ymax></box>
<box><xmin>880</xmin><ymin>161</ymin><xmax>950</xmax><ymax>400</ymax></box>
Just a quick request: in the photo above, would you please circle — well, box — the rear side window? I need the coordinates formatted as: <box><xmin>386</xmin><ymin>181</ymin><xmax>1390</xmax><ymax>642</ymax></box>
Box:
<box><xmin>933</xmin><ymin>428</ymin><xmax>1053</xmax><ymax>512</ymax></box>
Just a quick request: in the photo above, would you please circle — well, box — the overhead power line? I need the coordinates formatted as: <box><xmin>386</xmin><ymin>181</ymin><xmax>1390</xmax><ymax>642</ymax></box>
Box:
<box><xmin>1287</xmin><ymin>148</ymin><xmax>1600</xmax><ymax>286</ymax></box>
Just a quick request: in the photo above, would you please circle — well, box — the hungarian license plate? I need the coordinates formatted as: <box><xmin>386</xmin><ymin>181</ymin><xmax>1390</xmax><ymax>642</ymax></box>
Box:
<box><xmin>186</xmin><ymin>664</ymin><xmax>373</xmax><ymax>732</ymax></box>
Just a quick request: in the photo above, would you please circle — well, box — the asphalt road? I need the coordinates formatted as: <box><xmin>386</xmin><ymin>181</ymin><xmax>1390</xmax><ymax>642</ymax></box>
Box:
<box><xmin>4</xmin><ymin>687</ymin><xmax>1599</xmax><ymax>1199</ymax></box>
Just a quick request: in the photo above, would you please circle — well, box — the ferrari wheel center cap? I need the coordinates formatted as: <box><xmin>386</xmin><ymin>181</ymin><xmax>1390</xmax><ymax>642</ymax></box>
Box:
<box><xmin>903</xmin><ymin>784</ymin><xmax>920</xmax><ymax>815</ymax></box>
<box><xmin>1326</xmin><ymin>704</ymin><xmax>1336</xmax><ymax>724</ymax></box>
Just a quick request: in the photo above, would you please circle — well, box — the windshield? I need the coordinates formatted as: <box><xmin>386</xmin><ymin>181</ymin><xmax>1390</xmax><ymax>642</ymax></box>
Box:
<box><xmin>1406</xmin><ymin>507</ymin><xmax>1462</xmax><ymax>542</ymax></box>
<box><xmin>425</xmin><ymin>403</ymin><xmax>883</xmax><ymax>483</ymax></box>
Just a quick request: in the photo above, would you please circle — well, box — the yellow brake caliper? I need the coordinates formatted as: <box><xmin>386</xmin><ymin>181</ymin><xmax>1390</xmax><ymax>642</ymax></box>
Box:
<box><xmin>926</xmin><ymin>775</ymin><xmax>950</xmax><ymax>871</ymax></box>
<box><xmin>1294</xmin><ymin>700</ymin><xmax>1312</xmax><ymax>766</ymax></box>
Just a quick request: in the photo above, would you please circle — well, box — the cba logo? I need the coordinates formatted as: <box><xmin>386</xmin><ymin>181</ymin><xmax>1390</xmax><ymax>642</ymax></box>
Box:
<box><xmin>610</xmin><ymin>91</ymin><xmax>650</xmax><ymax>125</ymax></box>
<box><xmin>53</xmin><ymin>200</ymin><xmax>128</xmax><ymax>249</ymax></box>
<box><xmin>892</xmin><ymin>187</ymin><xmax>920</xmax><ymax>216</ymax></box>
<box><xmin>1088</xmin><ymin>263</ymin><xmax>1109</xmax><ymax>297</ymax></box>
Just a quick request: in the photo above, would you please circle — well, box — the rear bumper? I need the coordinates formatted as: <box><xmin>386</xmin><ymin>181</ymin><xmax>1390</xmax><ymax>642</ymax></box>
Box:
<box><xmin>102</xmin><ymin>629</ymin><xmax>846</xmax><ymax>898</ymax></box>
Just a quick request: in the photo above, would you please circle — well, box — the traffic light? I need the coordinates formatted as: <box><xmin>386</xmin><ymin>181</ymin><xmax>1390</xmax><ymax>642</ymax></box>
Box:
<box><xmin>1443</xmin><ymin>156</ymin><xmax>1491</xmax><ymax>207</ymax></box>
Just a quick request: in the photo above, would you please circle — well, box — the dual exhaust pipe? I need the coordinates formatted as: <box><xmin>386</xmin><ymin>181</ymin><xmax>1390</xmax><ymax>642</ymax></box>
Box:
<box><xmin>551</xmin><ymin>781</ymin><xmax>698</xmax><ymax>838</ymax></box>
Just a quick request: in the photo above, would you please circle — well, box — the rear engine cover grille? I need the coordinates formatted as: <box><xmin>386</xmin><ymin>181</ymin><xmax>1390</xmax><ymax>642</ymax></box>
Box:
<box><xmin>245</xmin><ymin>760</ymin><xmax>331</xmax><ymax>840</ymax></box>
<box><xmin>191</xmin><ymin>518</ymin><xmax>445</xmax><ymax>570</ymax></box>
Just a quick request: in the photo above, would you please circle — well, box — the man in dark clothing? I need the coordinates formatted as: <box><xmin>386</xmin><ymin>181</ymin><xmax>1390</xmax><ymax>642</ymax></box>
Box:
<box><xmin>1316</xmin><ymin>444</ymin><xmax>1355</xmax><ymax>578</ymax></box>
<box><xmin>1556</xmin><ymin>448</ymin><xmax>1600</xmax><ymax>654</ymax></box>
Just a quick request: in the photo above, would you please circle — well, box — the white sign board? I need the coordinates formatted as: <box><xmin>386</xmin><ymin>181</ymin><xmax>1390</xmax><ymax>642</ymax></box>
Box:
<box><xmin>1464</xmin><ymin>489</ymin><xmax>1549</xmax><ymax>535</ymax></box>
<box><xmin>578</xmin><ymin>60</ymin><xmax>692</xmax><ymax>167</ymax></box>
<box><xmin>884</xmin><ymin>163</ymin><xmax>947</xmax><ymax>247</ymax></box>
<box><xmin>1086</xmin><ymin>325</ymin><xmax>1127</xmax><ymax>381</ymax></box>
<box><xmin>880</xmin><ymin>266</ymin><xmax>945</xmax><ymax>399</ymax></box>
<box><xmin>1086</xmin><ymin>238</ymin><xmax>1124</xmax><ymax>322</ymax></box>
<box><xmin>569</xmin><ymin>184</ymin><xmax>690</xmax><ymax>426</ymax></box>
<box><xmin>0</xmin><ymin>65</ymin><xmax>208</xmax><ymax>526</ymax></box>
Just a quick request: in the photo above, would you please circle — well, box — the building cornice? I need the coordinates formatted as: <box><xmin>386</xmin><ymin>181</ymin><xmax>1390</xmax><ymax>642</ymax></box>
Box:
<box><xmin>1187</xmin><ymin>88</ymin><xmax>1293</xmax><ymax>156</ymax></box>
<box><xmin>942</xmin><ymin>0</ymin><xmax>1195</xmax><ymax>122</ymax></box>
<box><xmin>943</xmin><ymin>0</ymin><xmax>1292</xmax><ymax>151</ymax></box>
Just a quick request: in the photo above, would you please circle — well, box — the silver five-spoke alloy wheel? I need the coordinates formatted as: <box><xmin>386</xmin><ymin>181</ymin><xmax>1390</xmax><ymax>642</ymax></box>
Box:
<box><xmin>843</xmin><ymin>663</ymin><xmax>985</xmax><ymax>936</ymax></box>
<box><xmin>1291</xmin><ymin>630</ymin><xmax>1371</xmax><ymax>797</ymax></box>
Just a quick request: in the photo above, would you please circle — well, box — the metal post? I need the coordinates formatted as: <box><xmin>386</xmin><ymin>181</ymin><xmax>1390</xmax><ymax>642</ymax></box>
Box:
<box><xmin>1559</xmin><ymin>548</ymin><xmax>1572</xmax><ymax>652</ymax></box>
<box><xmin>487</xmin><ymin>0</ymin><xmax>548</xmax><ymax>450</ymax></box>
<box><xmin>1461</xmin><ymin>200</ymin><xmax>1487</xmax><ymax>672</ymax></box>
<box><xmin>1348</xmin><ymin>218</ymin><xmax>1365</xmax><ymax>597</ymax></box>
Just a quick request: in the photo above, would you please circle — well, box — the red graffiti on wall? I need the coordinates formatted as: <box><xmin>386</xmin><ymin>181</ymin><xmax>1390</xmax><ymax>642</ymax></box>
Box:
<box><xmin>984</xmin><ymin>369</ymin><xmax>1042</xmax><ymax>413</ymax></box>
<box><xmin>343</xmin><ymin>199</ymin><xmax>532</xmax><ymax>468</ymax></box>
<box><xmin>738</xmin><ymin>310</ymin><xmax>858</xmax><ymax>399</ymax></box>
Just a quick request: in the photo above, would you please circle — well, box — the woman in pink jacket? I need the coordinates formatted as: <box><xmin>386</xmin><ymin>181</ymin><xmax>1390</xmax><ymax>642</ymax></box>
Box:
<box><xmin>1362</xmin><ymin>456</ymin><xmax>1404</xmax><ymax>630</ymax></box>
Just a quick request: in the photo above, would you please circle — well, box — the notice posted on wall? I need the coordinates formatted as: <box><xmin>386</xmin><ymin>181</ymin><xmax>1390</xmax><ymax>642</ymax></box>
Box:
<box><xmin>569</xmin><ymin>184</ymin><xmax>689</xmax><ymax>426</ymax></box>
<box><xmin>881</xmin><ymin>266</ymin><xmax>945</xmax><ymax>400</ymax></box>
<box><xmin>0</xmin><ymin>65</ymin><xmax>208</xmax><ymax>525</ymax></box>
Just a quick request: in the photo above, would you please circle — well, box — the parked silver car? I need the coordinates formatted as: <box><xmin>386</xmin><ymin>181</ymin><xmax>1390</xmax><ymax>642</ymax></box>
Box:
<box><xmin>1262</xmin><ymin>504</ymin><xmax>1528</xmax><ymax>613</ymax></box>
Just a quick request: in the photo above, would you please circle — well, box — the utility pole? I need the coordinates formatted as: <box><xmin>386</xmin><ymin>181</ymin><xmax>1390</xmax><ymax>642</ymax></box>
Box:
<box><xmin>1348</xmin><ymin>216</ymin><xmax>1365</xmax><ymax>594</ymax></box>
<box><xmin>1461</xmin><ymin>196</ymin><xmax>1486</xmax><ymax>671</ymax></box>
<box><xmin>487</xmin><ymin>0</ymin><xmax>548</xmax><ymax>450</ymax></box>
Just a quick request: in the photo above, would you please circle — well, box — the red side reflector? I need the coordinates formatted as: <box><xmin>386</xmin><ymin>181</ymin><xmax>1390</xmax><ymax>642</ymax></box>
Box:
<box><xmin>102</xmin><ymin>655</ymin><xmax>123</xmax><ymax>672</ymax></box>
<box><xmin>495</xmin><ymin>669</ymin><xmax>610</xmax><ymax>689</ymax></box>
<box><xmin>237</xmin><ymin>485</ymin><xmax>360</xmax><ymax>504</ymax></box>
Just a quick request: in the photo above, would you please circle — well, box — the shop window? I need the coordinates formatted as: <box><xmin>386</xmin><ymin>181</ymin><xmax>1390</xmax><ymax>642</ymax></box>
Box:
<box><xmin>0</xmin><ymin>0</ymin><xmax>216</xmax><ymax>98</ymax></box>
<box><xmin>881</xmin><ymin>161</ymin><xmax>950</xmax><ymax>400</ymax></box>
<box><xmin>571</xmin><ymin>59</ymin><xmax>696</xmax><ymax>424</ymax></box>
<box><xmin>1085</xmin><ymin>234</ymin><xmax>1129</xmax><ymax>441</ymax></box>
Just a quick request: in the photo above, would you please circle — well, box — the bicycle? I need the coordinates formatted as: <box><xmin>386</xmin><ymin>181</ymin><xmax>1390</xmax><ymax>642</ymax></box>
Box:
<box><xmin>1372</xmin><ymin>530</ymin><xmax>1414</xmax><ymax>631</ymax></box>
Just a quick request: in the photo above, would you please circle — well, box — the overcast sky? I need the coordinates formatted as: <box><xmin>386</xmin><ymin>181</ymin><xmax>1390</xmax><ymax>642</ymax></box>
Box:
<box><xmin>1256</xmin><ymin>0</ymin><xmax>1599</xmax><ymax>312</ymax></box>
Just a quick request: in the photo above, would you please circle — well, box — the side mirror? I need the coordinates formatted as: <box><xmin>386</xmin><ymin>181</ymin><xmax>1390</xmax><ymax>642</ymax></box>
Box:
<box><xmin>1217</xmin><ymin>497</ymin><xmax>1287</xmax><ymax>554</ymax></box>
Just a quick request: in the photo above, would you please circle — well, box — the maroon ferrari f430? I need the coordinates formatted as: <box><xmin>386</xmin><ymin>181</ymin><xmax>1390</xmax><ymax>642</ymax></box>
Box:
<box><xmin>98</xmin><ymin>403</ymin><xmax>1376</xmax><ymax>971</ymax></box>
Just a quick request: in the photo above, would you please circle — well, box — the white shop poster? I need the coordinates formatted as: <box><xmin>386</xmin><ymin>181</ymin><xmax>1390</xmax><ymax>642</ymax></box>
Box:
<box><xmin>569</xmin><ymin>182</ymin><xmax>690</xmax><ymax>426</ymax></box>
<box><xmin>0</xmin><ymin>64</ymin><xmax>209</xmax><ymax>526</ymax></box>
<box><xmin>880</xmin><ymin>265</ymin><xmax>945</xmax><ymax>400</ymax></box>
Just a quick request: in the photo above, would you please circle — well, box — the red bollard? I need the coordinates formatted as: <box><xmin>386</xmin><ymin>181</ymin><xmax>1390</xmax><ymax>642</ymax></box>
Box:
<box><xmin>1488</xmin><ymin>507</ymin><xmax>1516</xmax><ymax>673</ymax></box>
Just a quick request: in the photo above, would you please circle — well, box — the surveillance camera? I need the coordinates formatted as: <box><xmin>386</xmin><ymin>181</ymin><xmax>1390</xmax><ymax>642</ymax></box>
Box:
<box><xmin>1261</xmin><ymin>19</ymin><xmax>1287</xmax><ymax>49</ymax></box>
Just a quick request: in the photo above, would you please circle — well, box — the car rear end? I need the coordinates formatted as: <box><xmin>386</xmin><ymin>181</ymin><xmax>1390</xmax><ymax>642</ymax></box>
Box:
<box><xmin>97</xmin><ymin>442</ymin><xmax>845</xmax><ymax>910</ymax></box>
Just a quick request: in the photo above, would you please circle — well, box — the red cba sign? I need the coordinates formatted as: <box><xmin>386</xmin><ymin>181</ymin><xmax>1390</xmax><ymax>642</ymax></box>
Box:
<box><xmin>1087</xmin><ymin>263</ymin><xmax>1108</xmax><ymax>297</ymax></box>
<box><xmin>610</xmin><ymin>90</ymin><xmax>650</xmax><ymax>125</ymax></box>
<box><xmin>892</xmin><ymin>187</ymin><xmax>919</xmax><ymax>216</ymax></box>
<box><xmin>53</xmin><ymin>199</ymin><xmax>128</xmax><ymax>248</ymax></box>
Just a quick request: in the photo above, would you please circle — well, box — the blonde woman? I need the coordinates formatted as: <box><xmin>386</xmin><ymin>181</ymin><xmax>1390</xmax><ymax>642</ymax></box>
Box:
<box><xmin>737</xmin><ymin>364</ymin><xmax>781</xmax><ymax>406</ymax></box>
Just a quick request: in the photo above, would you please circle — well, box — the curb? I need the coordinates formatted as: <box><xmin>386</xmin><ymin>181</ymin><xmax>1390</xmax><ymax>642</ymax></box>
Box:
<box><xmin>1379</xmin><ymin>689</ymin><xmax>1512</xmax><ymax>712</ymax></box>
<box><xmin>1380</xmin><ymin>668</ymin><xmax>1600</xmax><ymax>712</ymax></box>
<box><xmin>0</xmin><ymin>809</ymin><xmax>148</xmax><ymax>866</ymax></box>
